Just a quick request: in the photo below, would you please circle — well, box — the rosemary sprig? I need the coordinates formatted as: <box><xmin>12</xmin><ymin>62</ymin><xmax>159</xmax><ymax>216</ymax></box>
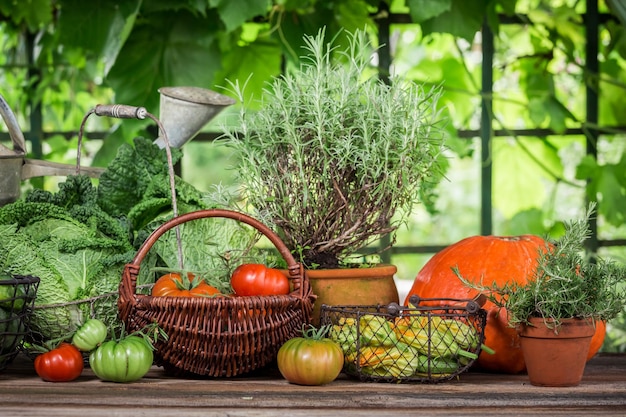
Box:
<box><xmin>455</xmin><ymin>202</ymin><xmax>626</xmax><ymax>328</ymax></box>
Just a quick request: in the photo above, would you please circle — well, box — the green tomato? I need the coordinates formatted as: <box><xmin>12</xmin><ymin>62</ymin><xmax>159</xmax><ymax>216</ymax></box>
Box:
<box><xmin>72</xmin><ymin>318</ymin><xmax>108</xmax><ymax>351</ymax></box>
<box><xmin>277</xmin><ymin>329</ymin><xmax>344</xmax><ymax>386</ymax></box>
<box><xmin>89</xmin><ymin>336</ymin><xmax>153</xmax><ymax>383</ymax></box>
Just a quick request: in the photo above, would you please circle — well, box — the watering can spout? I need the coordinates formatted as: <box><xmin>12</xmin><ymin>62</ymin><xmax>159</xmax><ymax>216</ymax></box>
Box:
<box><xmin>154</xmin><ymin>86</ymin><xmax>235</xmax><ymax>149</ymax></box>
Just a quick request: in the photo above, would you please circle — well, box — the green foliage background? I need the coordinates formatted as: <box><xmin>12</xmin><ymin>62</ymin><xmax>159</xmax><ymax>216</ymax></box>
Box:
<box><xmin>1</xmin><ymin>0</ymin><xmax>625</xmax><ymax>347</ymax></box>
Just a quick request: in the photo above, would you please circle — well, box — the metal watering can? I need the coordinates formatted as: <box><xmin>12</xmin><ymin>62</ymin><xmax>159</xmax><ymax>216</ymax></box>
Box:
<box><xmin>0</xmin><ymin>93</ymin><xmax>105</xmax><ymax>206</ymax></box>
<box><xmin>0</xmin><ymin>87</ymin><xmax>235</xmax><ymax>206</ymax></box>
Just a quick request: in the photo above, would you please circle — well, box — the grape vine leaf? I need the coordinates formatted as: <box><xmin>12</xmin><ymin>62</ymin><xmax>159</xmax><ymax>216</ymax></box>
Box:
<box><xmin>493</xmin><ymin>136</ymin><xmax>563</xmax><ymax>219</ymax></box>
<box><xmin>274</xmin><ymin>1</ymin><xmax>373</xmax><ymax>63</ymax></box>
<box><xmin>502</xmin><ymin>208</ymin><xmax>550</xmax><ymax>236</ymax></box>
<box><xmin>406</xmin><ymin>0</ymin><xmax>452</xmax><ymax>23</ymax></box>
<box><xmin>0</xmin><ymin>0</ymin><xmax>52</xmax><ymax>31</ymax></box>
<box><xmin>576</xmin><ymin>155</ymin><xmax>626</xmax><ymax>226</ymax></box>
<box><xmin>209</xmin><ymin>0</ymin><xmax>271</xmax><ymax>32</ymax></box>
<box><xmin>106</xmin><ymin>9</ymin><xmax>222</xmax><ymax>113</ymax></box>
<box><xmin>416</xmin><ymin>0</ymin><xmax>488</xmax><ymax>42</ymax></box>
<box><xmin>56</xmin><ymin>0</ymin><xmax>141</xmax><ymax>74</ymax></box>
<box><xmin>216</xmin><ymin>39</ymin><xmax>282</xmax><ymax>109</ymax></box>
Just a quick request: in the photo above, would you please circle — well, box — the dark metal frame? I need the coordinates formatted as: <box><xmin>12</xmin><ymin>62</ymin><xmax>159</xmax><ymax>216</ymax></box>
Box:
<box><xmin>3</xmin><ymin>0</ymin><xmax>624</xmax><ymax>261</ymax></box>
<box><xmin>373</xmin><ymin>0</ymin><xmax>626</xmax><ymax>262</ymax></box>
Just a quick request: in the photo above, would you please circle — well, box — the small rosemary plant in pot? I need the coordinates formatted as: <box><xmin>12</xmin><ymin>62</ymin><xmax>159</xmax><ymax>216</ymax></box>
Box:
<box><xmin>456</xmin><ymin>203</ymin><xmax>626</xmax><ymax>386</ymax></box>
<box><xmin>220</xmin><ymin>28</ymin><xmax>448</xmax><ymax>271</ymax></box>
<box><xmin>456</xmin><ymin>202</ymin><xmax>626</xmax><ymax>330</ymax></box>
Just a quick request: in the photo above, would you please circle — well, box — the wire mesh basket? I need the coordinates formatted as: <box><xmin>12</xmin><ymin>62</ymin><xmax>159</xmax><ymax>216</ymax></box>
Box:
<box><xmin>0</xmin><ymin>274</ymin><xmax>39</xmax><ymax>370</ymax></box>
<box><xmin>320</xmin><ymin>294</ymin><xmax>488</xmax><ymax>383</ymax></box>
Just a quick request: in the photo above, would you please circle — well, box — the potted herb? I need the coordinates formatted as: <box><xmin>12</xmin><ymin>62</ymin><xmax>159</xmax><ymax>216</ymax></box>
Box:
<box><xmin>455</xmin><ymin>203</ymin><xmax>626</xmax><ymax>386</ymax></box>
<box><xmin>220</xmin><ymin>28</ymin><xmax>447</xmax><ymax>323</ymax></box>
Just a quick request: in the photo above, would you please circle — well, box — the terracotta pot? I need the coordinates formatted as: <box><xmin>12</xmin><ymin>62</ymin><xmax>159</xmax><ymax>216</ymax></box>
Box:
<box><xmin>518</xmin><ymin>317</ymin><xmax>596</xmax><ymax>387</ymax></box>
<box><xmin>297</xmin><ymin>264</ymin><xmax>399</xmax><ymax>325</ymax></box>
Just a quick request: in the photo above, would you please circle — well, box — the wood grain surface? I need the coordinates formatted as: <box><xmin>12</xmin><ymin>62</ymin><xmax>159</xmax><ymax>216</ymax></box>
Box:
<box><xmin>0</xmin><ymin>353</ymin><xmax>624</xmax><ymax>416</ymax></box>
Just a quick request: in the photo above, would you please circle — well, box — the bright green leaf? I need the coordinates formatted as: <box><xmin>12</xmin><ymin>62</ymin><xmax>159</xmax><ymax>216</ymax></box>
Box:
<box><xmin>0</xmin><ymin>0</ymin><xmax>52</xmax><ymax>31</ymax></box>
<box><xmin>406</xmin><ymin>0</ymin><xmax>452</xmax><ymax>23</ymax></box>
<box><xmin>577</xmin><ymin>155</ymin><xmax>626</xmax><ymax>226</ymax></box>
<box><xmin>496</xmin><ymin>0</ymin><xmax>518</xmax><ymax>15</ymax></box>
<box><xmin>210</xmin><ymin>0</ymin><xmax>271</xmax><ymax>32</ymax></box>
<box><xmin>216</xmin><ymin>39</ymin><xmax>282</xmax><ymax>108</ymax></box>
<box><xmin>273</xmin><ymin>2</ymin><xmax>373</xmax><ymax>62</ymax></box>
<box><xmin>553</xmin><ymin>6</ymin><xmax>585</xmax><ymax>46</ymax></box>
<box><xmin>543</xmin><ymin>95</ymin><xmax>577</xmax><ymax>134</ymax></box>
<box><xmin>574</xmin><ymin>155</ymin><xmax>599</xmax><ymax>180</ymax></box>
<box><xmin>502</xmin><ymin>208</ymin><xmax>550</xmax><ymax>236</ymax></box>
<box><xmin>520</xmin><ymin>60</ymin><xmax>554</xmax><ymax>98</ymax></box>
<box><xmin>599</xmin><ymin>57</ymin><xmax>626</xmax><ymax>126</ymax></box>
<box><xmin>419</xmin><ymin>0</ymin><xmax>487</xmax><ymax>42</ymax></box>
<box><xmin>106</xmin><ymin>10</ymin><xmax>221</xmax><ymax>113</ymax></box>
<box><xmin>493</xmin><ymin>136</ymin><xmax>563</xmax><ymax>218</ymax></box>
<box><xmin>335</xmin><ymin>0</ymin><xmax>377</xmax><ymax>33</ymax></box>
<box><xmin>527</xmin><ymin>9</ymin><xmax>556</xmax><ymax>28</ymax></box>
<box><xmin>57</xmin><ymin>0</ymin><xmax>141</xmax><ymax>74</ymax></box>
<box><xmin>528</xmin><ymin>97</ymin><xmax>548</xmax><ymax>126</ymax></box>
<box><xmin>594</xmin><ymin>164</ymin><xmax>626</xmax><ymax>226</ymax></box>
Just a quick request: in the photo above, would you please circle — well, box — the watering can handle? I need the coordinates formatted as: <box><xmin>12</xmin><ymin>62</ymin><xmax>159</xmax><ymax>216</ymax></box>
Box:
<box><xmin>93</xmin><ymin>104</ymin><xmax>148</xmax><ymax>120</ymax></box>
<box><xmin>0</xmin><ymin>93</ymin><xmax>27</xmax><ymax>155</ymax></box>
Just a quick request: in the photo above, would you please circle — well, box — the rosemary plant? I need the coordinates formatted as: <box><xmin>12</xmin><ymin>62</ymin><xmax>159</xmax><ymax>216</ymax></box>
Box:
<box><xmin>221</xmin><ymin>28</ymin><xmax>447</xmax><ymax>269</ymax></box>
<box><xmin>456</xmin><ymin>203</ymin><xmax>626</xmax><ymax>328</ymax></box>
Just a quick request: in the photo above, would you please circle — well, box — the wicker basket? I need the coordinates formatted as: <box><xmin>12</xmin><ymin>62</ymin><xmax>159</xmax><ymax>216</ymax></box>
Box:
<box><xmin>118</xmin><ymin>208</ymin><xmax>315</xmax><ymax>377</ymax></box>
<box><xmin>0</xmin><ymin>274</ymin><xmax>40</xmax><ymax>370</ymax></box>
<box><xmin>320</xmin><ymin>295</ymin><xmax>487</xmax><ymax>383</ymax></box>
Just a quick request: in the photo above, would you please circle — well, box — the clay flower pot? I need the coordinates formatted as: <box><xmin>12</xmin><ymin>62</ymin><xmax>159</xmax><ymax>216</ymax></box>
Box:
<box><xmin>296</xmin><ymin>264</ymin><xmax>399</xmax><ymax>325</ymax></box>
<box><xmin>517</xmin><ymin>317</ymin><xmax>596</xmax><ymax>387</ymax></box>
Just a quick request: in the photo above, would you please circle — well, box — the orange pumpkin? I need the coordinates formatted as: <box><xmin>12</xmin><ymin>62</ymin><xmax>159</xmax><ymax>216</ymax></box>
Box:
<box><xmin>405</xmin><ymin>235</ymin><xmax>606</xmax><ymax>374</ymax></box>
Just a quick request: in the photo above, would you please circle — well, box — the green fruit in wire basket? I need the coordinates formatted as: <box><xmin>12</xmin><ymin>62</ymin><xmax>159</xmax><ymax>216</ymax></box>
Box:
<box><xmin>0</xmin><ymin>273</ymin><xmax>27</xmax><ymax>311</ymax></box>
<box><xmin>0</xmin><ymin>308</ymin><xmax>23</xmax><ymax>351</ymax></box>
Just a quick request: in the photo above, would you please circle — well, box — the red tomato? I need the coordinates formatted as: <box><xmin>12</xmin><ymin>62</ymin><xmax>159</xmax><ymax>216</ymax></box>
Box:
<box><xmin>34</xmin><ymin>343</ymin><xmax>84</xmax><ymax>382</ymax></box>
<box><xmin>152</xmin><ymin>273</ymin><xmax>221</xmax><ymax>297</ymax></box>
<box><xmin>230</xmin><ymin>264</ymin><xmax>290</xmax><ymax>296</ymax></box>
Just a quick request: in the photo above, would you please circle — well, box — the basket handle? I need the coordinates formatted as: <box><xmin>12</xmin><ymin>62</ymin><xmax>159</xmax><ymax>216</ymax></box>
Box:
<box><xmin>121</xmin><ymin>209</ymin><xmax>310</xmax><ymax>299</ymax></box>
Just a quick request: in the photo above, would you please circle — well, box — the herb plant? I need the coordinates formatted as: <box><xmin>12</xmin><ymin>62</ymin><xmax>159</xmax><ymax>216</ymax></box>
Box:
<box><xmin>221</xmin><ymin>28</ymin><xmax>448</xmax><ymax>269</ymax></box>
<box><xmin>455</xmin><ymin>203</ymin><xmax>626</xmax><ymax>328</ymax></box>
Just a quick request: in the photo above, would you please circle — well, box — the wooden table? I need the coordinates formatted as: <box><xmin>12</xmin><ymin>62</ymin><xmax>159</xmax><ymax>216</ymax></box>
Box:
<box><xmin>1</xmin><ymin>353</ymin><xmax>625</xmax><ymax>416</ymax></box>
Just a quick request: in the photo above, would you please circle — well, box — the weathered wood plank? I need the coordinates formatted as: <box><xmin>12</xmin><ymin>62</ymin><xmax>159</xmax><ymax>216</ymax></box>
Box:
<box><xmin>0</xmin><ymin>353</ymin><xmax>624</xmax><ymax>416</ymax></box>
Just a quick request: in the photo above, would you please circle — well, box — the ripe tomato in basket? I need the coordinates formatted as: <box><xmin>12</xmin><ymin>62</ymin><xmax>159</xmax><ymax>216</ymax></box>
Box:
<box><xmin>152</xmin><ymin>272</ymin><xmax>222</xmax><ymax>297</ymax></box>
<box><xmin>230</xmin><ymin>264</ymin><xmax>290</xmax><ymax>296</ymax></box>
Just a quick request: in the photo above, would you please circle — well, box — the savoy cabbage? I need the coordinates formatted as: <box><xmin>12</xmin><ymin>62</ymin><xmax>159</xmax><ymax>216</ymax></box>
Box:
<box><xmin>0</xmin><ymin>138</ymin><xmax>263</xmax><ymax>344</ymax></box>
